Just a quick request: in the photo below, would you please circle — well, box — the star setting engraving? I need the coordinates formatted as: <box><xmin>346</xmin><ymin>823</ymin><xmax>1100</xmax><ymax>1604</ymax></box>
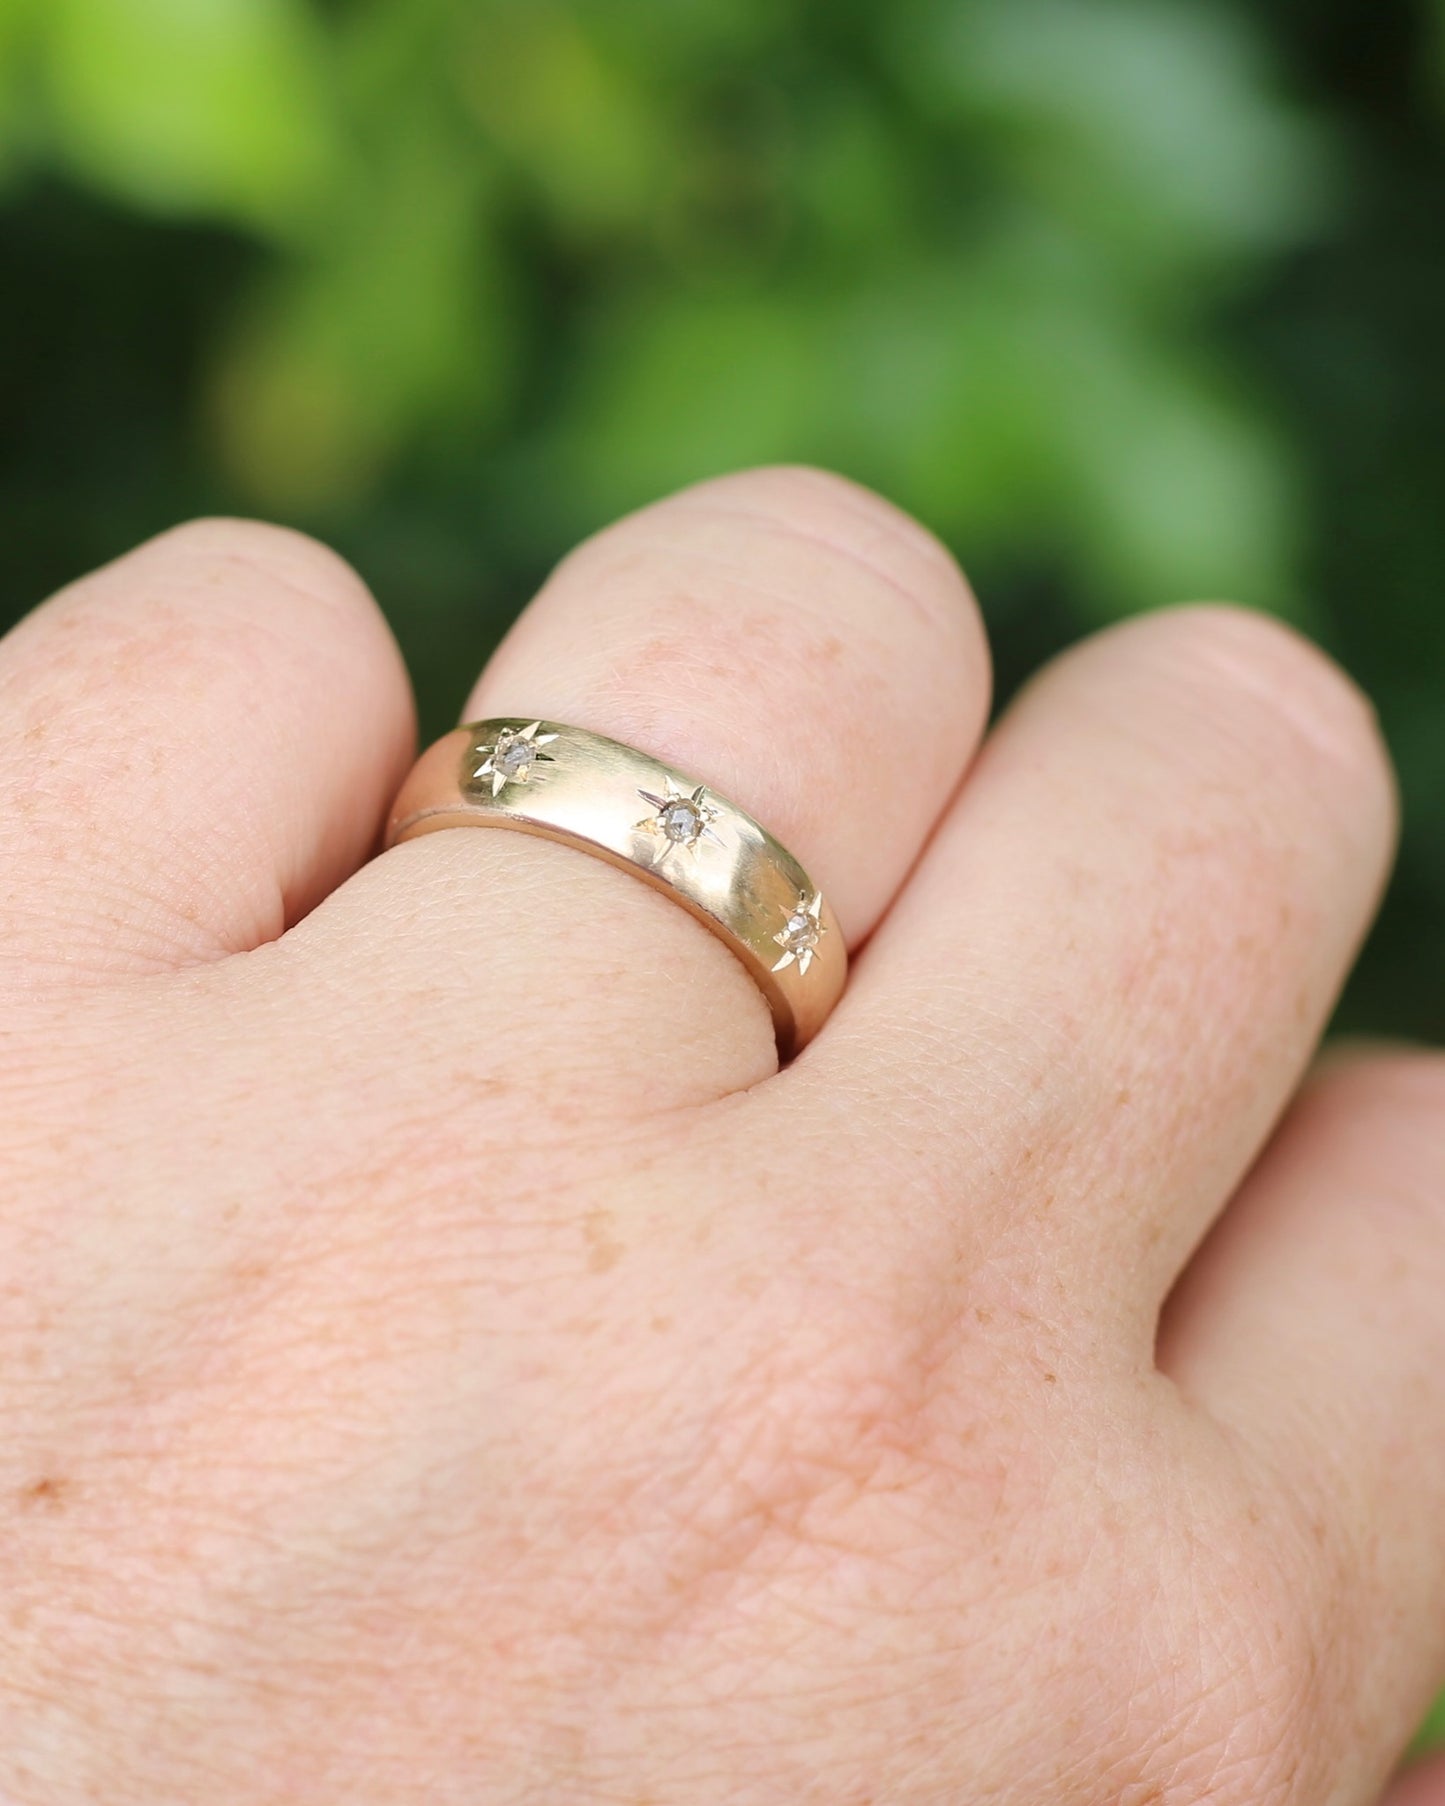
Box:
<box><xmin>635</xmin><ymin>778</ymin><xmax>724</xmax><ymax>867</ymax></box>
<box><xmin>772</xmin><ymin>891</ymin><xmax>826</xmax><ymax>975</ymax></box>
<box><xmin>473</xmin><ymin>722</ymin><xmax>558</xmax><ymax>797</ymax></box>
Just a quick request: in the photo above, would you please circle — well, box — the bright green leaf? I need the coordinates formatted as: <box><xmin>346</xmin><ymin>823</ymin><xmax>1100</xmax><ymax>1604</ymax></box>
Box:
<box><xmin>889</xmin><ymin>0</ymin><xmax>1331</xmax><ymax>289</ymax></box>
<box><xmin>529</xmin><ymin>285</ymin><xmax>827</xmax><ymax>537</ymax></box>
<box><xmin>1062</xmin><ymin>349</ymin><xmax>1305</xmax><ymax>621</ymax></box>
<box><xmin>209</xmin><ymin>114</ymin><xmax>512</xmax><ymax>509</ymax></box>
<box><xmin>455</xmin><ymin>2</ymin><xmax>662</xmax><ymax>239</ymax></box>
<box><xmin>39</xmin><ymin>0</ymin><xmax>340</xmax><ymax>233</ymax></box>
<box><xmin>0</xmin><ymin>0</ymin><xmax>40</xmax><ymax>178</ymax></box>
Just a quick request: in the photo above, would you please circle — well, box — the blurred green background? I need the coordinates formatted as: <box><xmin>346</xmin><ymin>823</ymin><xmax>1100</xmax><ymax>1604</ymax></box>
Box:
<box><xmin>0</xmin><ymin>0</ymin><xmax>1442</xmax><ymax>1045</ymax></box>
<box><xmin>0</xmin><ymin>0</ymin><xmax>1442</xmax><ymax>1756</ymax></box>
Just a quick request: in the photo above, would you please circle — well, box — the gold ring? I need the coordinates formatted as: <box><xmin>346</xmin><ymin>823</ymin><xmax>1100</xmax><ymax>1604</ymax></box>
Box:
<box><xmin>385</xmin><ymin>720</ymin><xmax>846</xmax><ymax>1057</ymax></box>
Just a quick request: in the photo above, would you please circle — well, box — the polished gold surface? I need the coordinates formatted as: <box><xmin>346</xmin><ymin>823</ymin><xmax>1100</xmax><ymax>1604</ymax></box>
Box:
<box><xmin>385</xmin><ymin>719</ymin><xmax>846</xmax><ymax>1056</ymax></box>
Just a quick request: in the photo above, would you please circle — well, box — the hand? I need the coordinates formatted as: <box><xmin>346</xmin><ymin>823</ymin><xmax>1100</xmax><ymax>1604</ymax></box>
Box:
<box><xmin>1</xmin><ymin>468</ymin><xmax>1441</xmax><ymax>1805</ymax></box>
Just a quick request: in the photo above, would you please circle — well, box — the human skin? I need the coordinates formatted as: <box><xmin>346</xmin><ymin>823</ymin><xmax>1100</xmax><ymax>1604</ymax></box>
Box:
<box><xmin>0</xmin><ymin>467</ymin><xmax>1441</xmax><ymax>1805</ymax></box>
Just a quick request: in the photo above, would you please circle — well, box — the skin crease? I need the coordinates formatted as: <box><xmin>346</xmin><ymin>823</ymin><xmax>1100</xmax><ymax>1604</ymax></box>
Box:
<box><xmin>0</xmin><ymin>469</ymin><xmax>1441</xmax><ymax>1805</ymax></box>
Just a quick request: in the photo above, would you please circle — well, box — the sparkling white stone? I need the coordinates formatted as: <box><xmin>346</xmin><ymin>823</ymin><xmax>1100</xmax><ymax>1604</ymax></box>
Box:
<box><xmin>635</xmin><ymin>780</ymin><xmax>722</xmax><ymax>865</ymax></box>
<box><xmin>772</xmin><ymin>891</ymin><xmax>826</xmax><ymax>975</ymax></box>
<box><xmin>474</xmin><ymin>721</ymin><xmax>558</xmax><ymax>797</ymax></box>
<box><xmin>495</xmin><ymin>731</ymin><xmax>538</xmax><ymax>778</ymax></box>
<box><xmin>660</xmin><ymin>798</ymin><xmax>703</xmax><ymax>843</ymax></box>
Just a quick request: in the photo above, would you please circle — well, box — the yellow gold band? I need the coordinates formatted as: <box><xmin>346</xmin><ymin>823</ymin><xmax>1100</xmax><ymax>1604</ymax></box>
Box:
<box><xmin>385</xmin><ymin>719</ymin><xmax>846</xmax><ymax>1057</ymax></box>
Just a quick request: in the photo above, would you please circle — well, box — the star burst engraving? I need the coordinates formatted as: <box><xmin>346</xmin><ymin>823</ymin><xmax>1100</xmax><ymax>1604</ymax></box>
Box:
<box><xmin>635</xmin><ymin>778</ymin><xmax>724</xmax><ymax>867</ymax></box>
<box><xmin>772</xmin><ymin>891</ymin><xmax>826</xmax><ymax>975</ymax></box>
<box><xmin>473</xmin><ymin>721</ymin><xmax>558</xmax><ymax>797</ymax></box>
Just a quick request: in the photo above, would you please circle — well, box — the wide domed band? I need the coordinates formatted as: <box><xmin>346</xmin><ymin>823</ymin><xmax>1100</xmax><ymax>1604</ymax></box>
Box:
<box><xmin>384</xmin><ymin>719</ymin><xmax>846</xmax><ymax>1058</ymax></box>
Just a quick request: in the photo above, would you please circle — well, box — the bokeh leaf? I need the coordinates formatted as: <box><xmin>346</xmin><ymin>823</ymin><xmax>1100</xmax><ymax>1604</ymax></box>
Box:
<box><xmin>534</xmin><ymin>285</ymin><xmax>826</xmax><ymax>536</ymax></box>
<box><xmin>888</xmin><ymin>0</ymin><xmax>1331</xmax><ymax>292</ymax></box>
<box><xmin>209</xmin><ymin>111</ymin><xmax>512</xmax><ymax>510</ymax></box>
<box><xmin>1048</xmin><ymin>316</ymin><xmax>1304</xmax><ymax>619</ymax></box>
<box><xmin>0</xmin><ymin>0</ymin><xmax>38</xmax><ymax>181</ymax></box>
<box><xmin>456</xmin><ymin>2</ymin><xmax>662</xmax><ymax>239</ymax></box>
<box><xmin>788</xmin><ymin>240</ymin><xmax>1300</xmax><ymax>619</ymax></box>
<box><xmin>38</xmin><ymin>0</ymin><xmax>339</xmax><ymax>233</ymax></box>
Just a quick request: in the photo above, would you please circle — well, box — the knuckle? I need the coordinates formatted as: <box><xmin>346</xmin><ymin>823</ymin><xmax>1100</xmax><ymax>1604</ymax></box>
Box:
<box><xmin>141</xmin><ymin>516</ymin><xmax>381</xmax><ymax>634</ymax></box>
<box><xmin>1156</xmin><ymin>602</ymin><xmax>1393</xmax><ymax>799</ymax></box>
<box><xmin>697</xmin><ymin>463</ymin><xmax>979</xmax><ymax>641</ymax></box>
<box><xmin>119</xmin><ymin>520</ymin><xmax>407</xmax><ymax>727</ymax></box>
<box><xmin>578</xmin><ymin>462</ymin><xmax>981</xmax><ymax>653</ymax></box>
<box><xmin>520</xmin><ymin>466</ymin><xmax>987</xmax><ymax>891</ymax></box>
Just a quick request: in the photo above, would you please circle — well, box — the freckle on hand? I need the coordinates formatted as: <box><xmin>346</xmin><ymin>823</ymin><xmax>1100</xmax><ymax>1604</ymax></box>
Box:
<box><xmin>18</xmin><ymin>1476</ymin><xmax>67</xmax><ymax>1510</ymax></box>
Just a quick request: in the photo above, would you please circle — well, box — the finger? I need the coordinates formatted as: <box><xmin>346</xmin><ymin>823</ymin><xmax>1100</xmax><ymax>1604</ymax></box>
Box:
<box><xmin>1161</xmin><ymin>1048</ymin><xmax>1445</xmax><ymax>1776</ymax></box>
<box><xmin>0</xmin><ymin>520</ymin><xmax>414</xmax><ymax>988</ymax></box>
<box><xmin>1384</xmin><ymin>1754</ymin><xmax>1445</xmax><ymax>1806</ymax></box>
<box><xmin>298</xmin><ymin>467</ymin><xmax>989</xmax><ymax>1107</ymax></box>
<box><xmin>806</xmin><ymin>605</ymin><xmax>1396</xmax><ymax>1317</ymax></box>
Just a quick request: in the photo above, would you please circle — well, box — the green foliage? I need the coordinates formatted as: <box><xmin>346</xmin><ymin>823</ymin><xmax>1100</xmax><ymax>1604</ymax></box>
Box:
<box><xmin>0</xmin><ymin>0</ymin><xmax>1330</xmax><ymax>617</ymax></box>
<box><xmin>0</xmin><ymin>0</ymin><xmax>36</xmax><ymax>179</ymax></box>
<box><xmin>38</xmin><ymin>0</ymin><xmax>339</xmax><ymax>230</ymax></box>
<box><xmin>889</xmin><ymin>0</ymin><xmax>1329</xmax><ymax>272</ymax></box>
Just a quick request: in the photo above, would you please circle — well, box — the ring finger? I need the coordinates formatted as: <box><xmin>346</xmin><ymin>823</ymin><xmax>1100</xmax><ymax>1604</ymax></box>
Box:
<box><xmin>289</xmin><ymin>466</ymin><xmax>991</xmax><ymax>1110</ymax></box>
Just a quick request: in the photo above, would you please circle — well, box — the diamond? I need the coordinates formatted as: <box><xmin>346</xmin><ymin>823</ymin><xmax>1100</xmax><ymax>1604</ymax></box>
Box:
<box><xmin>660</xmin><ymin>798</ymin><xmax>703</xmax><ymax>843</ymax></box>
<box><xmin>635</xmin><ymin>781</ymin><xmax>721</xmax><ymax>865</ymax></box>
<box><xmin>779</xmin><ymin>909</ymin><xmax>821</xmax><ymax>956</ymax></box>
<box><xmin>771</xmin><ymin>891</ymin><xmax>826</xmax><ymax>974</ymax></box>
<box><xmin>494</xmin><ymin>730</ymin><xmax>538</xmax><ymax>779</ymax></box>
<box><xmin>473</xmin><ymin>721</ymin><xmax>558</xmax><ymax>796</ymax></box>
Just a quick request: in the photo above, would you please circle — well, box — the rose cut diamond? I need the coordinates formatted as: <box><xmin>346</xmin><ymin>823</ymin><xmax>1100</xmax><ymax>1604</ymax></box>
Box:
<box><xmin>779</xmin><ymin>909</ymin><xmax>821</xmax><ymax>956</ymax></box>
<box><xmin>495</xmin><ymin>730</ymin><xmax>538</xmax><ymax>779</ymax></box>
<box><xmin>473</xmin><ymin>721</ymin><xmax>559</xmax><ymax>797</ymax></box>
<box><xmin>771</xmin><ymin>890</ymin><xmax>826</xmax><ymax>975</ymax></box>
<box><xmin>635</xmin><ymin>781</ymin><xmax>721</xmax><ymax>865</ymax></box>
<box><xmin>660</xmin><ymin>798</ymin><xmax>703</xmax><ymax>843</ymax></box>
